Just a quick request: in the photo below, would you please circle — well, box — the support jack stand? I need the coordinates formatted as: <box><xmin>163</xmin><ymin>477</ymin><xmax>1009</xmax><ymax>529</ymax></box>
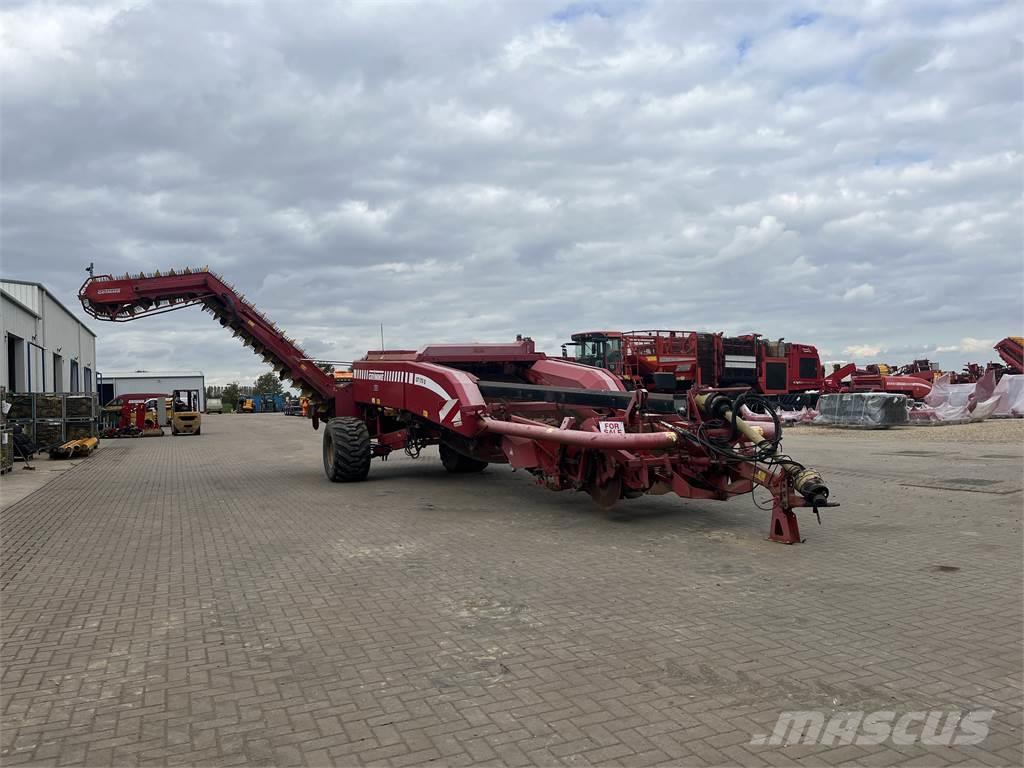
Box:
<box><xmin>769</xmin><ymin>502</ymin><xmax>802</xmax><ymax>544</ymax></box>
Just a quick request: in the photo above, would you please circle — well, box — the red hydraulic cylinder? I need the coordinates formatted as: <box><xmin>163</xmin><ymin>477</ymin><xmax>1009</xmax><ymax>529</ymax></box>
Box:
<box><xmin>480</xmin><ymin>417</ymin><xmax>677</xmax><ymax>449</ymax></box>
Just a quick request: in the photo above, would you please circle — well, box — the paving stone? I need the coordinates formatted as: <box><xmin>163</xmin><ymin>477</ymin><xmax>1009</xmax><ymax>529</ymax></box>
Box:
<box><xmin>0</xmin><ymin>416</ymin><xmax>1020</xmax><ymax>765</ymax></box>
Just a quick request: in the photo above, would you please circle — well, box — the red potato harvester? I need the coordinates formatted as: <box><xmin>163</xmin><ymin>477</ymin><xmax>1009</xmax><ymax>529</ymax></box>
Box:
<box><xmin>80</xmin><ymin>267</ymin><xmax>837</xmax><ymax>544</ymax></box>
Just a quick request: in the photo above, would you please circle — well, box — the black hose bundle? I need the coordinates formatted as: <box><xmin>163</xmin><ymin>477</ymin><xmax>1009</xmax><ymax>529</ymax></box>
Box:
<box><xmin>694</xmin><ymin>392</ymin><xmax>814</xmax><ymax>483</ymax></box>
<box><xmin>694</xmin><ymin>392</ymin><xmax>780</xmax><ymax>463</ymax></box>
<box><xmin>675</xmin><ymin>391</ymin><xmax>830</xmax><ymax>511</ymax></box>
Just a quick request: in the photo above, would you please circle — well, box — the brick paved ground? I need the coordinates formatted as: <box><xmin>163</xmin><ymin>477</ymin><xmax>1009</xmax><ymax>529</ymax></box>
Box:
<box><xmin>1</xmin><ymin>415</ymin><xmax>1021</xmax><ymax>766</ymax></box>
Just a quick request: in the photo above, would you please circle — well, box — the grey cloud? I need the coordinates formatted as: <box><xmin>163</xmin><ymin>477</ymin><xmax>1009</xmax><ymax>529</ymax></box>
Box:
<box><xmin>2</xmin><ymin>0</ymin><xmax>1021</xmax><ymax>386</ymax></box>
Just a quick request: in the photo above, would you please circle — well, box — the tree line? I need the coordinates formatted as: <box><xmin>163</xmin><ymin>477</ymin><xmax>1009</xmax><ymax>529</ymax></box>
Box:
<box><xmin>206</xmin><ymin>372</ymin><xmax>284</xmax><ymax>409</ymax></box>
<box><xmin>204</xmin><ymin>364</ymin><xmax>334</xmax><ymax>409</ymax></box>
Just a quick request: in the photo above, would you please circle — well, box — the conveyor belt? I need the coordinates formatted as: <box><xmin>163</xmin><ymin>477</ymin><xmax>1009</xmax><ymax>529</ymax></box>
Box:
<box><xmin>79</xmin><ymin>268</ymin><xmax>337</xmax><ymax>409</ymax></box>
<box><xmin>476</xmin><ymin>381</ymin><xmax>682</xmax><ymax>414</ymax></box>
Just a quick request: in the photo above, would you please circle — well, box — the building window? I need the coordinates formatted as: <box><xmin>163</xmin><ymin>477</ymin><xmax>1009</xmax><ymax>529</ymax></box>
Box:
<box><xmin>70</xmin><ymin>360</ymin><xmax>79</xmax><ymax>393</ymax></box>
<box><xmin>84</xmin><ymin>367</ymin><xmax>92</xmax><ymax>392</ymax></box>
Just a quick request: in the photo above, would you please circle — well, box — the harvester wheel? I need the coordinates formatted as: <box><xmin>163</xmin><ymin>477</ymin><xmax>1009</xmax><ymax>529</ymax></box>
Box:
<box><xmin>323</xmin><ymin>417</ymin><xmax>371</xmax><ymax>482</ymax></box>
<box><xmin>439</xmin><ymin>443</ymin><xmax>487</xmax><ymax>474</ymax></box>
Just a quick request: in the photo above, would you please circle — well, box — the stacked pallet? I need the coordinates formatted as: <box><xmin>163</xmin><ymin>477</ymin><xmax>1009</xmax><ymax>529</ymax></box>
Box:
<box><xmin>7</xmin><ymin>393</ymin><xmax>33</xmax><ymax>420</ymax></box>
<box><xmin>64</xmin><ymin>395</ymin><xmax>98</xmax><ymax>441</ymax></box>
<box><xmin>4</xmin><ymin>392</ymin><xmax>100</xmax><ymax>450</ymax></box>
<box><xmin>35</xmin><ymin>394</ymin><xmax>63</xmax><ymax>418</ymax></box>
<box><xmin>34</xmin><ymin>420</ymin><xmax>64</xmax><ymax>448</ymax></box>
<box><xmin>64</xmin><ymin>395</ymin><xmax>96</xmax><ymax>418</ymax></box>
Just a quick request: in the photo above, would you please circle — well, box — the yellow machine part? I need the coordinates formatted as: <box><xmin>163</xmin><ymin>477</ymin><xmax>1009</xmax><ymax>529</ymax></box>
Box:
<box><xmin>49</xmin><ymin>437</ymin><xmax>99</xmax><ymax>459</ymax></box>
<box><xmin>73</xmin><ymin>437</ymin><xmax>99</xmax><ymax>455</ymax></box>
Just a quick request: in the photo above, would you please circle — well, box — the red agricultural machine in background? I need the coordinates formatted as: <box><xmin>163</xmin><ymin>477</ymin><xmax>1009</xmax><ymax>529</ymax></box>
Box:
<box><xmin>563</xmin><ymin>329</ymin><xmax>990</xmax><ymax>403</ymax></box>
<box><xmin>841</xmin><ymin>362</ymin><xmax>934</xmax><ymax>400</ymax></box>
<box><xmin>565</xmin><ymin>330</ymin><xmax>827</xmax><ymax>406</ymax></box>
<box><xmin>100</xmin><ymin>393</ymin><xmax>166</xmax><ymax>437</ymax></box>
<box><xmin>560</xmin><ymin>329</ymin><xmax>1024</xmax><ymax>406</ymax></box>
<box><xmin>994</xmin><ymin>336</ymin><xmax>1023</xmax><ymax>375</ymax></box>
<box><xmin>943</xmin><ymin>338</ymin><xmax>1022</xmax><ymax>383</ymax></box>
<box><xmin>844</xmin><ymin>337</ymin><xmax>1023</xmax><ymax>393</ymax></box>
<box><xmin>80</xmin><ymin>267</ymin><xmax>837</xmax><ymax>544</ymax></box>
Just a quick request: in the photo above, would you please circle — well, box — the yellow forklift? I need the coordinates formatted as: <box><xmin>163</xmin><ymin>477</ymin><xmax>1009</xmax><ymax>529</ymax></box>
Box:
<box><xmin>170</xmin><ymin>389</ymin><xmax>202</xmax><ymax>435</ymax></box>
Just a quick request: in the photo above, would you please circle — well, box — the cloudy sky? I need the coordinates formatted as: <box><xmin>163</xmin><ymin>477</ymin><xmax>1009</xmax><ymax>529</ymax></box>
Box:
<box><xmin>2</xmin><ymin>0</ymin><xmax>1021</xmax><ymax>386</ymax></box>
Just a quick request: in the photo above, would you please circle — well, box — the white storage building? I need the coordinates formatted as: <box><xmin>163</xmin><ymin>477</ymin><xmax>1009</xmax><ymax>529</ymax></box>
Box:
<box><xmin>2</xmin><ymin>279</ymin><xmax>98</xmax><ymax>394</ymax></box>
<box><xmin>98</xmin><ymin>371</ymin><xmax>205</xmax><ymax>411</ymax></box>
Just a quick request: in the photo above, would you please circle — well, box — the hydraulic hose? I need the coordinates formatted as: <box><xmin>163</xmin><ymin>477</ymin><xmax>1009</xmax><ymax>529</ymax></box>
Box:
<box><xmin>694</xmin><ymin>392</ymin><xmax>830</xmax><ymax>506</ymax></box>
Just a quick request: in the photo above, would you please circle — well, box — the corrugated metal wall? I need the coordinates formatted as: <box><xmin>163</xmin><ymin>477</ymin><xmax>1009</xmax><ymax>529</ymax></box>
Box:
<box><xmin>2</xmin><ymin>282</ymin><xmax>97</xmax><ymax>393</ymax></box>
<box><xmin>41</xmin><ymin>293</ymin><xmax>97</xmax><ymax>392</ymax></box>
<box><xmin>0</xmin><ymin>281</ymin><xmax>42</xmax><ymax>315</ymax></box>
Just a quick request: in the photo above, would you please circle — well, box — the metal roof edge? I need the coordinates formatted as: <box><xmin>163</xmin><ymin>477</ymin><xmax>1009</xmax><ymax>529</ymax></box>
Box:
<box><xmin>0</xmin><ymin>279</ymin><xmax>97</xmax><ymax>337</ymax></box>
<box><xmin>1</xmin><ymin>288</ymin><xmax>42</xmax><ymax>319</ymax></box>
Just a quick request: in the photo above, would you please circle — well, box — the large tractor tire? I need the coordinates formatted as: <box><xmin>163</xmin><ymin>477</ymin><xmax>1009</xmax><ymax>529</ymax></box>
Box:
<box><xmin>439</xmin><ymin>443</ymin><xmax>488</xmax><ymax>474</ymax></box>
<box><xmin>323</xmin><ymin>417</ymin><xmax>371</xmax><ymax>482</ymax></box>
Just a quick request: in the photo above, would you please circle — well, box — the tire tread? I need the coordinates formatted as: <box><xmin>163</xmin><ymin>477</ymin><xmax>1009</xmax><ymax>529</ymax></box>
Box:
<box><xmin>324</xmin><ymin>417</ymin><xmax>371</xmax><ymax>482</ymax></box>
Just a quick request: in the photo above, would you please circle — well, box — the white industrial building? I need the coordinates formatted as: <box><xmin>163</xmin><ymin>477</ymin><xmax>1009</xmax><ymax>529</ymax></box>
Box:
<box><xmin>2</xmin><ymin>279</ymin><xmax>98</xmax><ymax>394</ymax></box>
<box><xmin>98</xmin><ymin>371</ymin><xmax>205</xmax><ymax>411</ymax></box>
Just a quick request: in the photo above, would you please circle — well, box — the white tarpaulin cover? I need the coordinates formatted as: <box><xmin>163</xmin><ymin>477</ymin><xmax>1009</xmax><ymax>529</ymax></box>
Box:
<box><xmin>924</xmin><ymin>373</ymin><xmax>975</xmax><ymax>408</ymax></box>
<box><xmin>738</xmin><ymin>404</ymin><xmax>818</xmax><ymax>424</ymax></box>
<box><xmin>779</xmin><ymin>407</ymin><xmax>818</xmax><ymax>424</ymax></box>
<box><xmin>912</xmin><ymin>370</ymin><xmax>1001</xmax><ymax>423</ymax></box>
<box><xmin>991</xmin><ymin>374</ymin><xmax>1024</xmax><ymax>417</ymax></box>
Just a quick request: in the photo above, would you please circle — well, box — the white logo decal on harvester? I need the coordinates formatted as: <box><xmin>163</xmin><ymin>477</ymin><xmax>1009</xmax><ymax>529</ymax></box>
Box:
<box><xmin>439</xmin><ymin>398</ymin><xmax>459</xmax><ymax>423</ymax></box>
<box><xmin>355</xmin><ymin>369</ymin><xmax>458</xmax><ymax>419</ymax></box>
<box><xmin>412</xmin><ymin>373</ymin><xmax>453</xmax><ymax>402</ymax></box>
